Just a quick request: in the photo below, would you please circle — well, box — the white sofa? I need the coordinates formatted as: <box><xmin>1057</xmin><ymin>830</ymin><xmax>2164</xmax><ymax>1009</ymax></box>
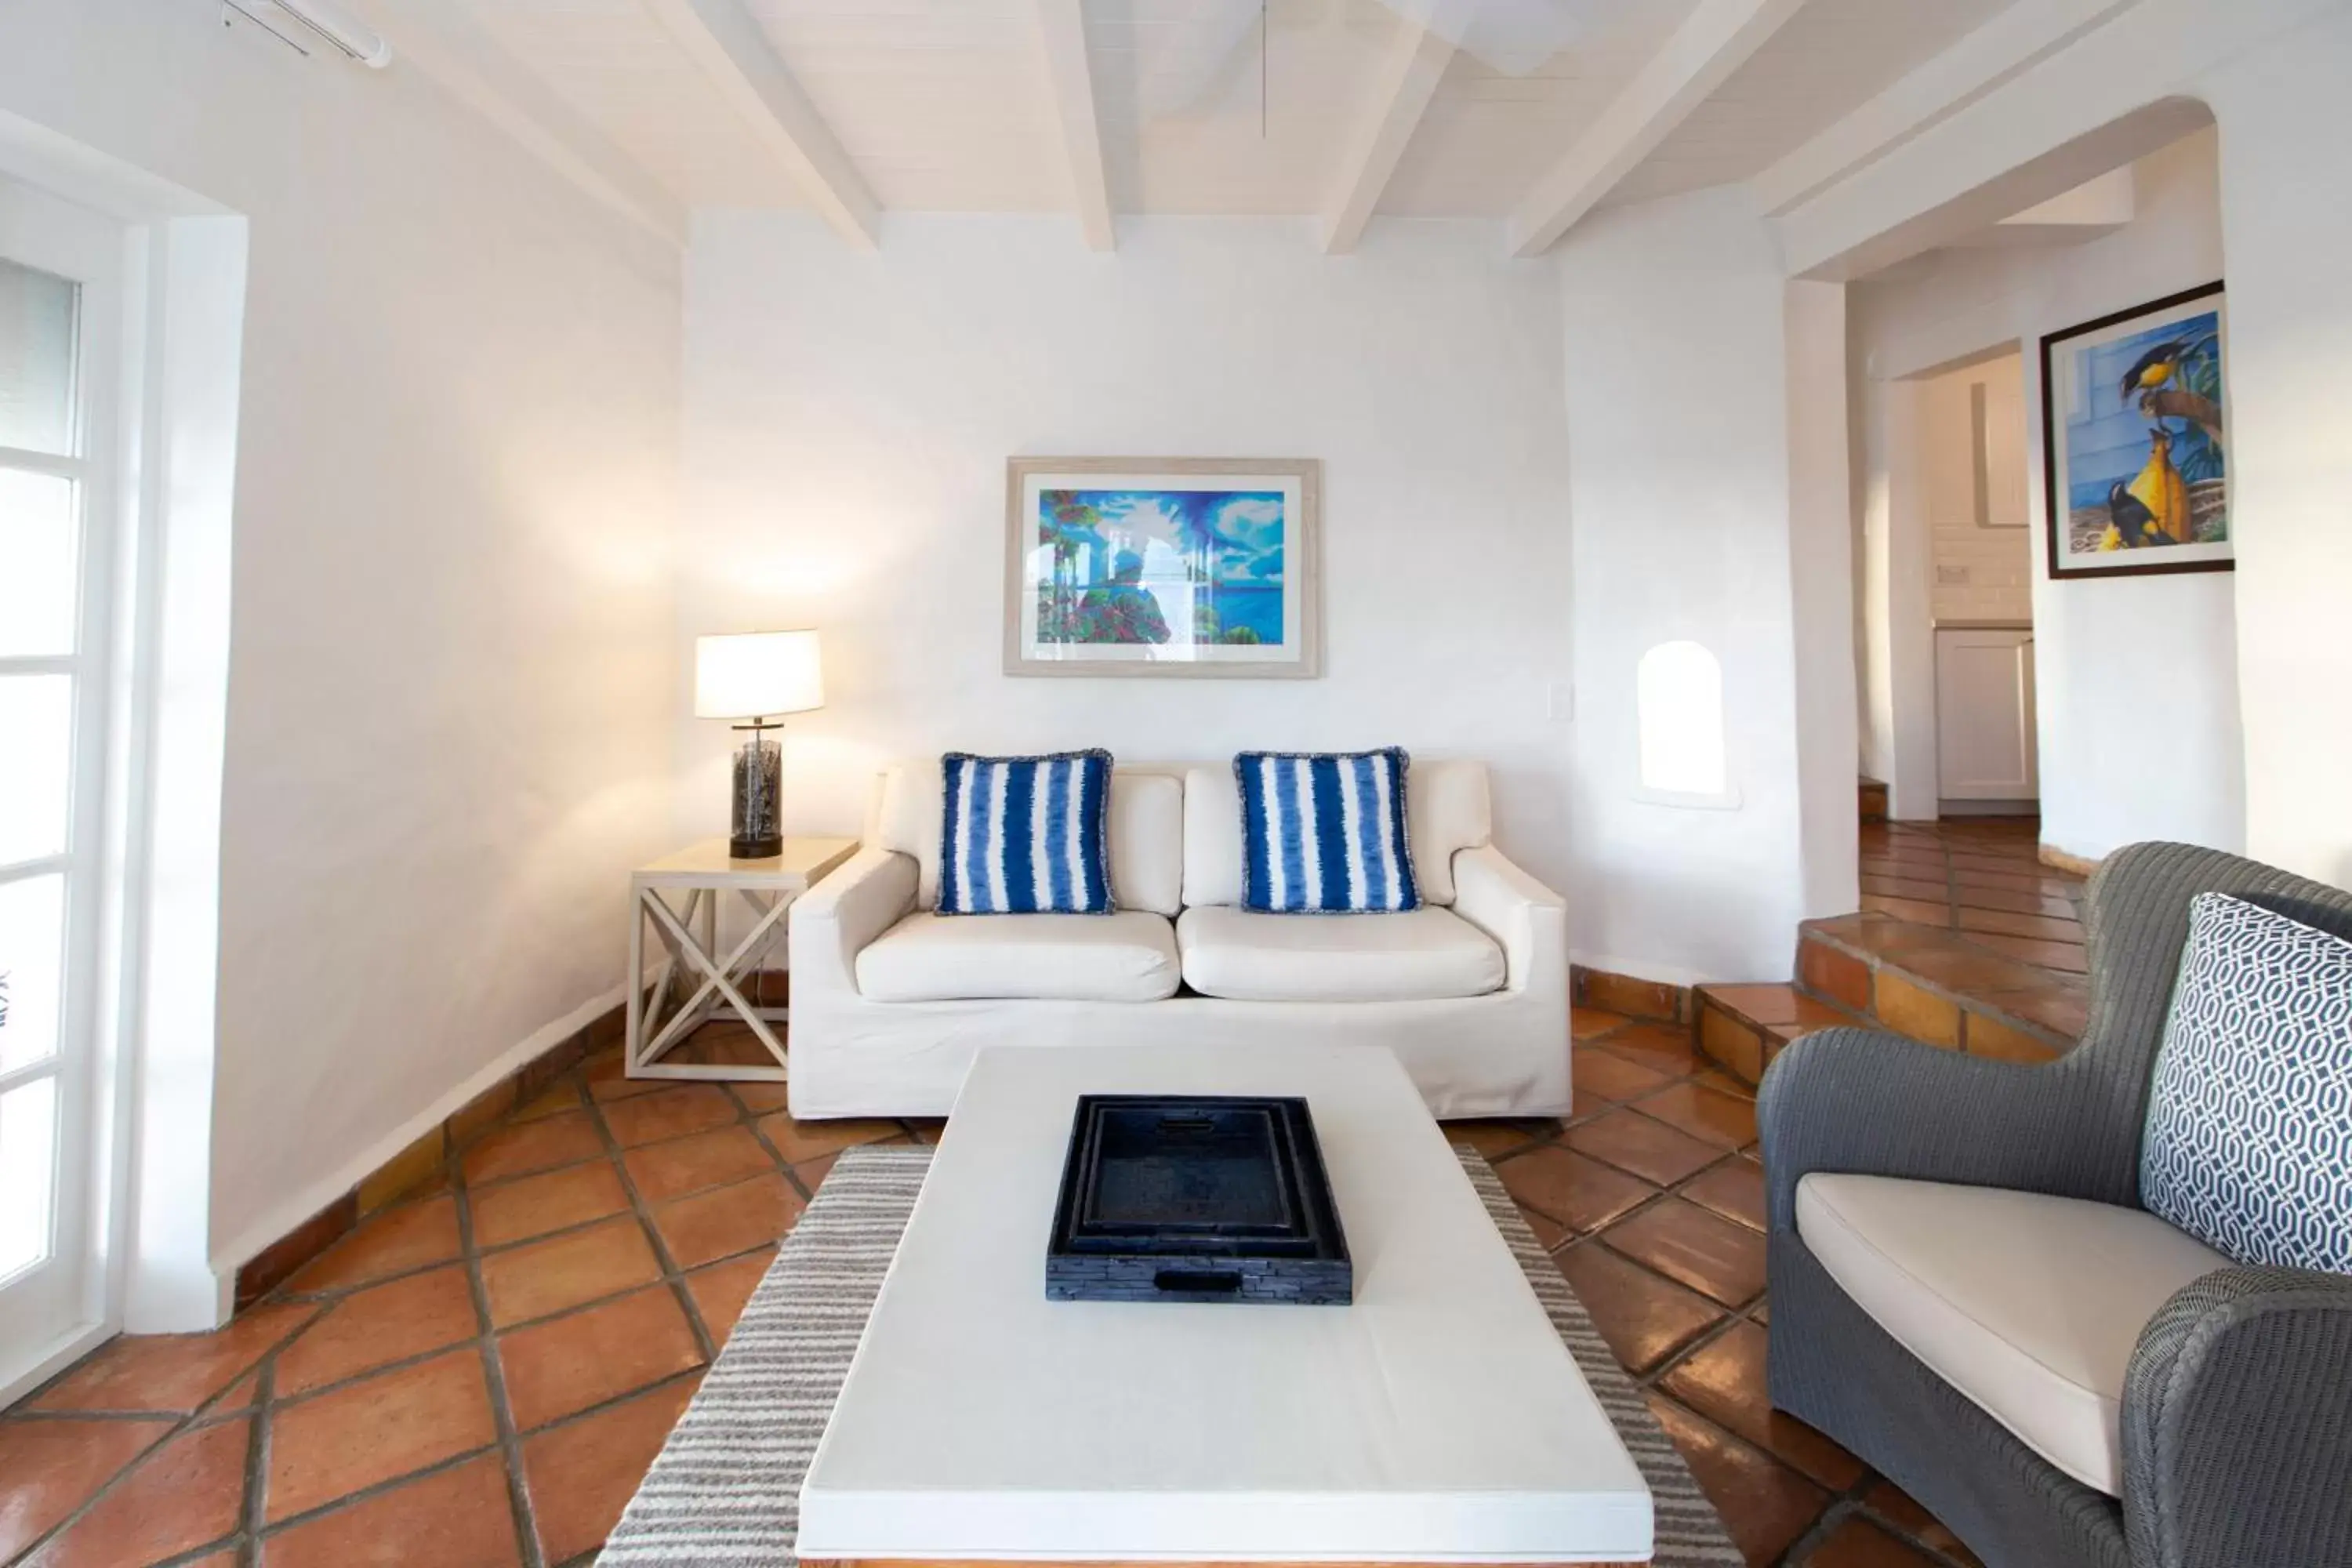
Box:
<box><xmin>786</xmin><ymin>759</ymin><xmax>1570</xmax><ymax>1120</ymax></box>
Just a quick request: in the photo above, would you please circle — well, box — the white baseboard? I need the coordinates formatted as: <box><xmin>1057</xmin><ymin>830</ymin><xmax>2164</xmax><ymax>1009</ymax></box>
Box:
<box><xmin>203</xmin><ymin>982</ymin><xmax>627</xmax><ymax>1315</ymax></box>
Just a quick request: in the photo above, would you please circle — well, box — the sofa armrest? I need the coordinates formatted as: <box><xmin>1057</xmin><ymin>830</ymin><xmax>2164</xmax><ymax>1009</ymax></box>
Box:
<box><xmin>1450</xmin><ymin>844</ymin><xmax>1566</xmax><ymax>994</ymax></box>
<box><xmin>789</xmin><ymin>848</ymin><xmax>917</xmax><ymax>1000</ymax></box>
<box><xmin>1759</xmin><ymin>1029</ymin><xmax>2118</xmax><ymax>1234</ymax></box>
<box><xmin>2121</xmin><ymin>1265</ymin><xmax>2352</xmax><ymax>1567</ymax></box>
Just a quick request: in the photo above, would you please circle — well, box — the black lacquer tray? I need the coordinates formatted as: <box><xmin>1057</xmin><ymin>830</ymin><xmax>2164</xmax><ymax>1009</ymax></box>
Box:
<box><xmin>1046</xmin><ymin>1094</ymin><xmax>1352</xmax><ymax>1305</ymax></box>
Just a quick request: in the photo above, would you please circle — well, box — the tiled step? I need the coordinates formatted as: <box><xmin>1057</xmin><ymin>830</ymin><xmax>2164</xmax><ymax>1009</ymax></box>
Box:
<box><xmin>1696</xmin><ymin>913</ymin><xmax>2085</xmax><ymax>1088</ymax></box>
<box><xmin>1796</xmin><ymin>913</ymin><xmax>2082</xmax><ymax>1065</ymax></box>
<box><xmin>1693</xmin><ymin>983</ymin><xmax>1872</xmax><ymax>1085</ymax></box>
<box><xmin>1857</xmin><ymin>776</ymin><xmax>1889</xmax><ymax>826</ymax></box>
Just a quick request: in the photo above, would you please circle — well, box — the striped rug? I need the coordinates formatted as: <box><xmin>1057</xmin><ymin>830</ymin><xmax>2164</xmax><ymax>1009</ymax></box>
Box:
<box><xmin>599</xmin><ymin>1143</ymin><xmax>1739</xmax><ymax>1566</ymax></box>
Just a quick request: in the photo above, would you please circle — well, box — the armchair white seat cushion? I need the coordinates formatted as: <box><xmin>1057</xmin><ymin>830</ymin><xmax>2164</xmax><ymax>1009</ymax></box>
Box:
<box><xmin>1795</xmin><ymin>1172</ymin><xmax>2229</xmax><ymax>1496</ymax></box>
<box><xmin>1176</xmin><ymin>906</ymin><xmax>1504</xmax><ymax>1003</ymax></box>
<box><xmin>855</xmin><ymin>910</ymin><xmax>1181</xmax><ymax>1004</ymax></box>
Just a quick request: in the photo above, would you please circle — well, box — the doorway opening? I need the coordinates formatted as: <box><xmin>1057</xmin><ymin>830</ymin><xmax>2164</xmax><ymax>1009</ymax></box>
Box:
<box><xmin>0</xmin><ymin>176</ymin><xmax>128</xmax><ymax>1396</ymax></box>
<box><xmin>0</xmin><ymin>125</ymin><xmax>249</xmax><ymax>1387</ymax></box>
<box><xmin>1848</xmin><ymin>121</ymin><xmax>2240</xmax><ymax>877</ymax></box>
<box><xmin>1920</xmin><ymin>349</ymin><xmax>2039</xmax><ymax>820</ymax></box>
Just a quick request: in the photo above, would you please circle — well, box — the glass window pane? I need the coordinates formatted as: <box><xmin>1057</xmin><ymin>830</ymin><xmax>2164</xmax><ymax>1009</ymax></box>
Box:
<box><xmin>0</xmin><ymin>675</ymin><xmax>72</xmax><ymax>866</ymax></box>
<box><xmin>0</xmin><ymin>467</ymin><xmax>80</xmax><ymax>655</ymax></box>
<box><xmin>0</xmin><ymin>257</ymin><xmax>79</xmax><ymax>456</ymax></box>
<box><xmin>0</xmin><ymin>1076</ymin><xmax>60</xmax><ymax>1279</ymax></box>
<box><xmin>0</xmin><ymin>874</ymin><xmax>65</xmax><ymax>1073</ymax></box>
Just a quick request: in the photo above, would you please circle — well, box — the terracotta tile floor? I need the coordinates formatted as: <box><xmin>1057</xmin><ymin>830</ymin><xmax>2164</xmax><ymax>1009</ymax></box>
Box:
<box><xmin>1</xmin><ymin>1021</ymin><xmax>1982</xmax><ymax>1568</ymax></box>
<box><xmin>1486</xmin><ymin>1009</ymin><xmax>1980</xmax><ymax>1567</ymax></box>
<box><xmin>1858</xmin><ymin>818</ymin><xmax>2088</xmax><ymax>976</ymax></box>
<box><xmin>0</xmin><ymin>1048</ymin><xmax>923</xmax><ymax>1568</ymax></box>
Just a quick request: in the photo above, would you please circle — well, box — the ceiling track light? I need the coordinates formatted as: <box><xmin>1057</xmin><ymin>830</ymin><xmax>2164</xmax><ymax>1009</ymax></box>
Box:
<box><xmin>221</xmin><ymin>0</ymin><xmax>391</xmax><ymax>67</ymax></box>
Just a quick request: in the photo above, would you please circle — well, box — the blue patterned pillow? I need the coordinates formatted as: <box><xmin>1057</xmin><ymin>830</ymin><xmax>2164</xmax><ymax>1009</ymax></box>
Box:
<box><xmin>2141</xmin><ymin>892</ymin><xmax>2352</xmax><ymax>1272</ymax></box>
<box><xmin>938</xmin><ymin>751</ymin><xmax>1113</xmax><ymax>915</ymax></box>
<box><xmin>1235</xmin><ymin>748</ymin><xmax>1420</xmax><ymax>914</ymax></box>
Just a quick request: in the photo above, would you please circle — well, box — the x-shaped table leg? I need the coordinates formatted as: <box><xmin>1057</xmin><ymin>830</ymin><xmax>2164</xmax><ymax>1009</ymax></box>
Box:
<box><xmin>638</xmin><ymin>887</ymin><xmax>792</xmax><ymax>1067</ymax></box>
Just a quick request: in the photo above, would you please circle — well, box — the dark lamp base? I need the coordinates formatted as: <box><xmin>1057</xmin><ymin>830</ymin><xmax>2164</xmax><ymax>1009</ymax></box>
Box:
<box><xmin>728</xmin><ymin>725</ymin><xmax>784</xmax><ymax>862</ymax></box>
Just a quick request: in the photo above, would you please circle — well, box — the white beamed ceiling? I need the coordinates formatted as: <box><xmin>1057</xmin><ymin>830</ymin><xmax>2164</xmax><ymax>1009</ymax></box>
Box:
<box><xmin>1607</xmin><ymin>0</ymin><xmax>2017</xmax><ymax>209</ymax></box>
<box><xmin>468</xmin><ymin>0</ymin><xmax>808</xmax><ymax>207</ymax></box>
<box><xmin>441</xmin><ymin>0</ymin><xmax>2022</xmax><ymax>231</ymax></box>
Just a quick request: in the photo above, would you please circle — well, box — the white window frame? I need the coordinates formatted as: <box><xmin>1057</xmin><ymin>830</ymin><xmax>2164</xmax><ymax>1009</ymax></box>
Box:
<box><xmin>0</xmin><ymin>178</ymin><xmax>132</xmax><ymax>1397</ymax></box>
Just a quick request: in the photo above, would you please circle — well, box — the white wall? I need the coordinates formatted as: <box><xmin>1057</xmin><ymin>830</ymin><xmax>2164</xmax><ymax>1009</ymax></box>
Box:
<box><xmin>677</xmin><ymin>215</ymin><xmax>1577</xmax><ymax>889</ymax></box>
<box><xmin>1785</xmin><ymin>281</ymin><xmax>1863</xmax><ymax>923</ymax></box>
<box><xmin>1851</xmin><ymin>129</ymin><xmax>2243</xmax><ymax>858</ymax></box>
<box><xmin>0</xmin><ymin>0</ymin><xmax>682</xmax><ymax>1309</ymax></box>
<box><xmin>2200</xmin><ymin>8</ymin><xmax>2352</xmax><ymax>887</ymax></box>
<box><xmin>1558</xmin><ymin>191</ymin><xmax>1821</xmax><ymax>984</ymax></box>
<box><xmin>1921</xmin><ymin>354</ymin><xmax>2033</xmax><ymax>623</ymax></box>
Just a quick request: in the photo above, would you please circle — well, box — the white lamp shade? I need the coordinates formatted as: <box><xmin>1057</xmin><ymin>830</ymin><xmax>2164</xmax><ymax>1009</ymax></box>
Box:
<box><xmin>695</xmin><ymin>630</ymin><xmax>825</xmax><ymax>719</ymax></box>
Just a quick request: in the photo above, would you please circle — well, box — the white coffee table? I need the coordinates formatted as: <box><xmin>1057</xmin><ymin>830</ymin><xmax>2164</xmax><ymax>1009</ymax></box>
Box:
<box><xmin>797</xmin><ymin>1044</ymin><xmax>1652</xmax><ymax>1567</ymax></box>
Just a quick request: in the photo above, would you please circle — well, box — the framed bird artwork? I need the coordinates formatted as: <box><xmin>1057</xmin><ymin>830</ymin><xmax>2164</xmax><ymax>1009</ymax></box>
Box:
<box><xmin>2040</xmin><ymin>281</ymin><xmax>2231</xmax><ymax>579</ymax></box>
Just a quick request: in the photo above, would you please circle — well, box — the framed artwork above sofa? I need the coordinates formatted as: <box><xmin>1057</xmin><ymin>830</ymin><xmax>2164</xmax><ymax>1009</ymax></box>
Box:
<box><xmin>1004</xmin><ymin>456</ymin><xmax>1323</xmax><ymax>678</ymax></box>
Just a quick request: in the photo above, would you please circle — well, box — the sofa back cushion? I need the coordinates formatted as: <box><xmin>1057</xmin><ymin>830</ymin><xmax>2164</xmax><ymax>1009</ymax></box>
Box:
<box><xmin>2141</xmin><ymin>891</ymin><xmax>2352</xmax><ymax>1273</ymax></box>
<box><xmin>872</xmin><ymin>761</ymin><xmax>1185</xmax><ymax>917</ymax></box>
<box><xmin>1184</xmin><ymin>757</ymin><xmax>1490</xmax><ymax>909</ymax></box>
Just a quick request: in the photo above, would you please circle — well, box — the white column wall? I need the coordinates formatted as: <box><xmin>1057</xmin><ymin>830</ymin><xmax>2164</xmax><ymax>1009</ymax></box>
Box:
<box><xmin>1559</xmin><ymin>190</ymin><xmax>1816</xmax><ymax>983</ymax></box>
<box><xmin>2201</xmin><ymin>13</ymin><xmax>2352</xmax><ymax>887</ymax></box>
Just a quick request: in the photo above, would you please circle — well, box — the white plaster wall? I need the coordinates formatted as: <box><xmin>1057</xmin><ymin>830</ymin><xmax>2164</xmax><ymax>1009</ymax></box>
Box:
<box><xmin>2199</xmin><ymin>9</ymin><xmax>2352</xmax><ymax>888</ymax></box>
<box><xmin>1851</xmin><ymin>130</ymin><xmax>2242</xmax><ymax>858</ymax></box>
<box><xmin>1785</xmin><ymin>281</ymin><xmax>1862</xmax><ymax>922</ymax></box>
<box><xmin>0</xmin><ymin>0</ymin><xmax>683</xmax><ymax>1294</ymax></box>
<box><xmin>1559</xmin><ymin>191</ymin><xmax>1813</xmax><ymax>984</ymax></box>
<box><xmin>677</xmin><ymin>215</ymin><xmax>1576</xmax><ymax>889</ymax></box>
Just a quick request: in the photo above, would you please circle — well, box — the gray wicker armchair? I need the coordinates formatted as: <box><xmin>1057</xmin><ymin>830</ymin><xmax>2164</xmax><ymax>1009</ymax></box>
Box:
<box><xmin>1759</xmin><ymin>842</ymin><xmax>2352</xmax><ymax>1568</ymax></box>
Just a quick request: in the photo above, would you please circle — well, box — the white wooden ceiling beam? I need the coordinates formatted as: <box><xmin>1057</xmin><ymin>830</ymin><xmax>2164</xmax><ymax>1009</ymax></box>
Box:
<box><xmin>1320</xmin><ymin>16</ymin><xmax>1457</xmax><ymax>255</ymax></box>
<box><xmin>1506</xmin><ymin>0</ymin><xmax>1807</xmax><ymax>258</ymax></box>
<box><xmin>1747</xmin><ymin>0</ymin><xmax>2140</xmax><ymax>218</ymax></box>
<box><xmin>636</xmin><ymin>0</ymin><xmax>880</xmax><ymax>249</ymax></box>
<box><xmin>385</xmin><ymin>0</ymin><xmax>686</xmax><ymax>248</ymax></box>
<box><xmin>1030</xmin><ymin>0</ymin><xmax>1114</xmax><ymax>252</ymax></box>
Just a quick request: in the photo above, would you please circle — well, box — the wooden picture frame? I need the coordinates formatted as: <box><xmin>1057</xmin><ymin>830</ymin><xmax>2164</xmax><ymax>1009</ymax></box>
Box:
<box><xmin>2040</xmin><ymin>281</ymin><xmax>2231</xmax><ymax>580</ymax></box>
<box><xmin>1004</xmin><ymin>456</ymin><xmax>1323</xmax><ymax>679</ymax></box>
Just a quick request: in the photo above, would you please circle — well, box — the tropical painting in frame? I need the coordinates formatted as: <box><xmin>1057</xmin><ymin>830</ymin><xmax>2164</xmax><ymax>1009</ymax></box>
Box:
<box><xmin>1004</xmin><ymin>457</ymin><xmax>1321</xmax><ymax>677</ymax></box>
<box><xmin>2041</xmin><ymin>281</ymin><xmax>2231</xmax><ymax>579</ymax></box>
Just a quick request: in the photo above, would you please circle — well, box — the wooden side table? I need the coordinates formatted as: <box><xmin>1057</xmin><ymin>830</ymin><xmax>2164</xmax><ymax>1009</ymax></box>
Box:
<box><xmin>626</xmin><ymin>836</ymin><xmax>858</xmax><ymax>1082</ymax></box>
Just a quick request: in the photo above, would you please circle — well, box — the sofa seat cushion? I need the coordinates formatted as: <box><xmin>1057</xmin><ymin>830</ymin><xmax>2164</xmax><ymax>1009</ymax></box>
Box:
<box><xmin>1175</xmin><ymin>906</ymin><xmax>1504</xmax><ymax>1003</ymax></box>
<box><xmin>1797</xmin><ymin>1173</ymin><xmax>2230</xmax><ymax>1497</ymax></box>
<box><xmin>856</xmin><ymin>911</ymin><xmax>1179</xmax><ymax>1004</ymax></box>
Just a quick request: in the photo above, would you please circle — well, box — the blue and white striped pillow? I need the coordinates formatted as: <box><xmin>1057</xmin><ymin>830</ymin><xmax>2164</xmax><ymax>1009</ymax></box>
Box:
<box><xmin>1236</xmin><ymin>748</ymin><xmax>1420</xmax><ymax>914</ymax></box>
<box><xmin>937</xmin><ymin>751</ymin><xmax>1114</xmax><ymax>916</ymax></box>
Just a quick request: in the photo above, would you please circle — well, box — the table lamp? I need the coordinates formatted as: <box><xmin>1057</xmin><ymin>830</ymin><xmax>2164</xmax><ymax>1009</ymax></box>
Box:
<box><xmin>695</xmin><ymin>630</ymin><xmax>824</xmax><ymax>859</ymax></box>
